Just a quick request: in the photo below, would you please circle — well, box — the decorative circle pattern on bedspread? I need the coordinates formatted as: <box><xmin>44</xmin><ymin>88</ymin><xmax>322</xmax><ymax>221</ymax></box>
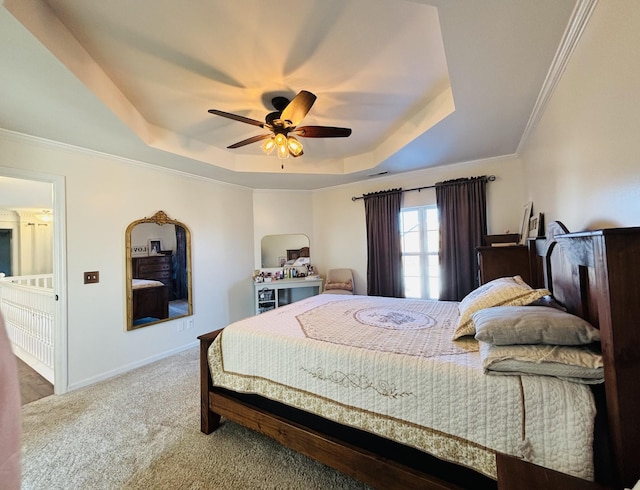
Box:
<box><xmin>355</xmin><ymin>307</ymin><xmax>436</xmax><ymax>330</ymax></box>
<box><xmin>296</xmin><ymin>297</ymin><xmax>477</xmax><ymax>357</ymax></box>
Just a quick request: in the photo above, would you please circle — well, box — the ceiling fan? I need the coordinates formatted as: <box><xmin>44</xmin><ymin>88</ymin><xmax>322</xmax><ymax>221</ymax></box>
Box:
<box><xmin>208</xmin><ymin>90</ymin><xmax>352</xmax><ymax>159</ymax></box>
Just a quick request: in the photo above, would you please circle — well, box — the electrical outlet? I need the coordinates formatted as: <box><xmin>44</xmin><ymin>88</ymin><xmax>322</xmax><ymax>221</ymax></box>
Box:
<box><xmin>177</xmin><ymin>320</ymin><xmax>184</xmax><ymax>332</ymax></box>
<box><xmin>187</xmin><ymin>319</ymin><xmax>194</xmax><ymax>329</ymax></box>
<box><xmin>84</xmin><ymin>271</ymin><xmax>99</xmax><ymax>284</ymax></box>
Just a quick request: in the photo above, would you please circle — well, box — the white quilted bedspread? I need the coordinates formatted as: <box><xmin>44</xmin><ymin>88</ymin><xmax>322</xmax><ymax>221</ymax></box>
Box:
<box><xmin>209</xmin><ymin>294</ymin><xmax>596</xmax><ymax>480</ymax></box>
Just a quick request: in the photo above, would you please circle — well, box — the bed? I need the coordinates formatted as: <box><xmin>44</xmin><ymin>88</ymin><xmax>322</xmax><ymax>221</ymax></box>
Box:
<box><xmin>199</xmin><ymin>222</ymin><xmax>640</xmax><ymax>489</ymax></box>
<box><xmin>132</xmin><ymin>279</ymin><xmax>168</xmax><ymax>321</ymax></box>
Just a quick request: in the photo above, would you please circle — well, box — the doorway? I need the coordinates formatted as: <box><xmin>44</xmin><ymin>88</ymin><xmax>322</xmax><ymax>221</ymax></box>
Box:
<box><xmin>0</xmin><ymin>167</ymin><xmax>67</xmax><ymax>394</ymax></box>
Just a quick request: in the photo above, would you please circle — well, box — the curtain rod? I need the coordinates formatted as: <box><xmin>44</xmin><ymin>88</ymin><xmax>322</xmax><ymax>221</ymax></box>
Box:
<box><xmin>351</xmin><ymin>175</ymin><xmax>496</xmax><ymax>201</ymax></box>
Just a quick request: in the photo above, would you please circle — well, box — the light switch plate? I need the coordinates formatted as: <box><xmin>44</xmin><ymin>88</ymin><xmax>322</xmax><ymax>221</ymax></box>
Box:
<box><xmin>84</xmin><ymin>271</ymin><xmax>99</xmax><ymax>284</ymax></box>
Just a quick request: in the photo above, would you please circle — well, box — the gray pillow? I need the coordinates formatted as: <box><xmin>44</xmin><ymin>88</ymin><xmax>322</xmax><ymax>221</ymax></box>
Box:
<box><xmin>473</xmin><ymin>306</ymin><xmax>600</xmax><ymax>345</ymax></box>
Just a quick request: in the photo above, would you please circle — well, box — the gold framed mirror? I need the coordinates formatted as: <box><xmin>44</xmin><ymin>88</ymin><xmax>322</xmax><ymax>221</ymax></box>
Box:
<box><xmin>125</xmin><ymin>210</ymin><xmax>192</xmax><ymax>330</ymax></box>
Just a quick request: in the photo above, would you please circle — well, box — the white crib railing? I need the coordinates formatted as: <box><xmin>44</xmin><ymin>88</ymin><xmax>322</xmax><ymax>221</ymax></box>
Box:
<box><xmin>0</xmin><ymin>274</ymin><xmax>55</xmax><ymax>383</ymax></box>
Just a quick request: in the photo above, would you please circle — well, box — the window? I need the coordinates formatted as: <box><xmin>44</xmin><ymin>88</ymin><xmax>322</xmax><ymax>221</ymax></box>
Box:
<box><xmin>400</xmin><ymin>206</ymin><xmax>440</xmax><ymax>300</ymax></box>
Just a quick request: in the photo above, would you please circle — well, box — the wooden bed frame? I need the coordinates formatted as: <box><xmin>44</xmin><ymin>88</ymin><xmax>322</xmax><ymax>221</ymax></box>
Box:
<box><xmin>199</xmin><ymin>222</ymin><xmax>640</xmax><ymax>489</ymax></box>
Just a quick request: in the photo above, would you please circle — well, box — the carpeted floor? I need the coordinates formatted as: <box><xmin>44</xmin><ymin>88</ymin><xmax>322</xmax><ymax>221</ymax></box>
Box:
<box><xmin>20</xmin><ymin>348</ymin><xmax>369</xmax><ymax>489</ymax></box>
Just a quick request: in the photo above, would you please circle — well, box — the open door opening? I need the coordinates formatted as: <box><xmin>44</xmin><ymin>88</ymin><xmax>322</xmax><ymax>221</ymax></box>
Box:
<box><xmin>0</xmin><ymin>172</ymin><xmax>62</xmax><ymax>396</ymax></box>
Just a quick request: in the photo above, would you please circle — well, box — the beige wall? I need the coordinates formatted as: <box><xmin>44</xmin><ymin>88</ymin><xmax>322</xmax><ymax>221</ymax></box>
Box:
<box><xmin>0</xmin><ymin>131</ymin><xmax>255</xmax><ymax>391</ymax></box>
<box><xmin>520</xmin><ymin>0</ymin><xmax>640</xmax><ymax>231</ymax></box>
<box><xmin>253</xmin><ymin>190</ymin><xmax>314</xmax><ymax>269</ymax></box>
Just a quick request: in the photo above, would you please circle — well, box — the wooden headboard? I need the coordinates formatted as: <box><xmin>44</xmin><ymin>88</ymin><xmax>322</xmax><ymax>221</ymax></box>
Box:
<box><xmin>287</xmin><ymin>246</ymin><xmax>310</xmax><ymax>261</ymax></box>
<box><xmin>529</xmin><ymin>221</ymin><xmax>640</xmax><ymax>488</ymax></box>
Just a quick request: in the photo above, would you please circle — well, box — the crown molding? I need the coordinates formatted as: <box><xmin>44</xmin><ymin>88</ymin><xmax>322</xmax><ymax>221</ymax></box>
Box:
<box><xmin>0</xmin><ymin>128</ymin><xmax>252</xmax><ymax>192</ymax></box>
<box><xmin>517</xmin><ymin>0</ymin><xmax>599</xmax><ymax>154</ymax></box>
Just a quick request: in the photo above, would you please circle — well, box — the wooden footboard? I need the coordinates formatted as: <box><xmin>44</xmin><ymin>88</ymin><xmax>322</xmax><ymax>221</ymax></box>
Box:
<box><xmin>198</xmin><ymin>330</ymin><xmax>222</xmax><ymax>434</ymax></box>
<box><xmin>133</xmin><ymin>285</ymin><xmax>169</xmax><ymax>320</ymax></box>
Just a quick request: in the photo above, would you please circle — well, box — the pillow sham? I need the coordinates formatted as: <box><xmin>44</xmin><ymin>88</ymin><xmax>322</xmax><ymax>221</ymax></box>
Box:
<box><xmin>453</xmin><ymin>276</ymin><xmax>550</xmax><ymax>340</ymax></box>
<box><xmin>325</xmin><ymin>279</ymin><xmax>353</xmax><ymax>291</ymax></box>
<box><xmin>473</xmin><ymin>306</ymin><xmax>600</xmax><ymax>345</ymax></box>
<box><xmin>479</xmin><ymin>341</ymin><xmax>604</xmax><ymax>384</ymax></box>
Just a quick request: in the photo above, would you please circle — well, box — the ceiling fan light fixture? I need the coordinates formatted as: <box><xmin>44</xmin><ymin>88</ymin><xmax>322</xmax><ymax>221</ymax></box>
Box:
<box><xmin>261</xmin><ymin>137</ymin><xmax>275</xmax><ymax>155</ymax></box>
<box><xmin>277</xmin><ymin>144</ymin><xmax>289</xmax><ymax>160</ymax></box>
<box><xmin>208</xmin><ymin>90</ymin><xmax>351</xmax><ymax>159</ymax></box>
<box><xmin>287</xmin><ymin>136</ymin><xmax>303</xmax><ymax>157</ymax></box>
<box><xmin>274</xmin><ymin>133</ymin><xmax>289</xmax><ymax>159</ymax></box>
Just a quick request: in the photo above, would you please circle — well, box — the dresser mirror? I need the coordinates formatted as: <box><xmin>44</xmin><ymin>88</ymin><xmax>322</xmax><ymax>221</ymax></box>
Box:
<box><xmin>261</xmin><ymin>234</ymin><xmax>310</xmax><ymax>268</ymax></box>
<box><xmin>125</xmin><ymin>210</ymin><xmax>192</xmax><ymax>330</ymax></box>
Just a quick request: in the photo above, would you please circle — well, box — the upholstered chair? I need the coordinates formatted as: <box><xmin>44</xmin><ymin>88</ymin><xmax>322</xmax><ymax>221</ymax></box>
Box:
<box><xmin>322</xmin><ymin>268</ymin><xmax>355</xmax><ymax>295</ymax></box>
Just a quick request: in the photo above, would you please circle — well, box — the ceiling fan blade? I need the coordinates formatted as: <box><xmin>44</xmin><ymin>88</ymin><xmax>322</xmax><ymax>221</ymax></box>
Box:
<box><xmin>208</xmin><ymin>109</ymin><xmax>265</xmax><ymax>128</ymax></box>
<box><xmin>281</xmin><ymin>91</ymin><xmax>317</xmax><ymax>126</ymax></box>
<box><xmin>227</xmin><ymin>133</ymin><xmax>272</xmax><ymax>149</ymax></box>
<box><xmin>294</xmin><ymin>126</ymin><xmax>352</xmax><ymax>138</ymax></box>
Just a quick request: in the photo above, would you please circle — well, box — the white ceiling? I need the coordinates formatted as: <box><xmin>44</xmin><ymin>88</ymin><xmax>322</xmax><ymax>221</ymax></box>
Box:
<box><xmin>0</xmin><ymin>0</ymin><xmax>579</xmax><ymax>190</ymax></box>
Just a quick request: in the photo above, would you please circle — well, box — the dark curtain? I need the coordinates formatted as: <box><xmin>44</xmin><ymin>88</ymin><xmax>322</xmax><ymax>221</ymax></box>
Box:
<box><xmin>436</xmin><ymin>176</ymin><xmax>488</xmax><ymax>301</ymax></box>
<box><xmin>364</xmin><ymin>189</ymin><xmax>404</xmax><ymax>297</ymax></box>
<box><xmin>173</xmin><ymin>225</ymin><xmax>188</xmax><ymax>300</ymax></box>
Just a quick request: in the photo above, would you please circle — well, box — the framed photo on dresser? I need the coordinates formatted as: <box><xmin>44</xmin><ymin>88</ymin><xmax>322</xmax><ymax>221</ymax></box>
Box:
<box><xmin>148</xmin><ymin>239</ymin><xmax>161</xmax><ymax>255</ymax></box>
<box><xmin>519</xmin><ymin>201</ymin><xmax>533</xmax><ymax>244</ymax></box>
<box><xmin>529</xmin><ymin>213</ymin><xmax>543</xmax><ymax>237</ymax></box>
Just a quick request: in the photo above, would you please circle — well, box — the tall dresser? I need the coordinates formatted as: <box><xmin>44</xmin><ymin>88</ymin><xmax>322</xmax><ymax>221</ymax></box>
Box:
<box><xmin>476</xmin><ymin>245</ymin><xmax>531</xmax><ymax>285</ymax></box>
<box><xmin>133</xmin><ymin>255</ymin><xmax>172</xmax><ymax>289</ymax></box>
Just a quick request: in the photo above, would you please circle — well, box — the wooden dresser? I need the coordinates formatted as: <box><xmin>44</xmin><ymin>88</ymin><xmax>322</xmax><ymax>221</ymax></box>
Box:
<box><xmin>476</xmin><ymin>245</ymin><xmax>531</xmax><ymax>285</ymax></box>
<box><xmin>133</xmin><ymin>255</ymin><xmax>172</xmax><ymax>288</ymax></box>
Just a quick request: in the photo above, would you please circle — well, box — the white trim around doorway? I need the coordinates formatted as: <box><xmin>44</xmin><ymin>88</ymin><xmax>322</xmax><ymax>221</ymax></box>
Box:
<box><xmin>0</xmin><ymin>165</ymin><xmax>68</xmax><ymax>394</ymax></box>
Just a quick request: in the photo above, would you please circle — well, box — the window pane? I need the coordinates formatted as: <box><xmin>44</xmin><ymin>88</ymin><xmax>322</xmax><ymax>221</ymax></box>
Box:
<box><xmin>426</xmin><ymin>208</ymin><xmax>439</xmax><ymax>228</ymax></box>
<box><xmin>401</xmin><ymin>210</ymin><xmax>419</xmax><ymax>232</ymax></box>
<box><xmin>426</xmin><ymin>230</ymin><xmax>439</xmax><ymax>251</ymax></box>
<box><xmin>404</xmin><ymin>276</ymin><xmax>421</xmax><ymax>298</ymax></box>
<box><xmin>403</xmin><ymin>255</ymin><xmax>420</xmax><ymax>275</ymax></box>
<box><xmin>428</xmin><ymin>277</ymin><xmax>440</xmax><ymax>300</ymax></box>
<box><xmin>401</xmin><ymin>205</ymin><xmax>440</xmax><ymax>300</ymax></box>
<box><xmin>402</xmin><ymin>232</ymin><xmax>420</xmax><ymax>253</ymax></box>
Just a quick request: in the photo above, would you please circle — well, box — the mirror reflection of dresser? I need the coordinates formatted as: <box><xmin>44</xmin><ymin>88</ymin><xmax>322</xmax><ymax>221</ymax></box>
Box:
<box><xmin>133</xmin><ymin>255</ymin><xmax>172</xmax><ymax>291</ymax></box>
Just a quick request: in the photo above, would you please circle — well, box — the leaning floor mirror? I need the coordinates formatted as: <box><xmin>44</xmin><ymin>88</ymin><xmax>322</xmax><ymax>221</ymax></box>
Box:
<box><xmin>125</xmin><ymin>210</ymin><xmax>193</xmax><ymax>330</ymax></box>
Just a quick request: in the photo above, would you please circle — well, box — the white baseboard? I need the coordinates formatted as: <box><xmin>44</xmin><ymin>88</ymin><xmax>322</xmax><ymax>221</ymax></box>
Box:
<box><xmin>66</xmin><ymin>341</ymin><xmax>198</xmax><ymax>392</ymax></box>
<box><xmin>13</xmin><ymin>345</ymin><xmax>54</xmax><ymax>384</ymax></box>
